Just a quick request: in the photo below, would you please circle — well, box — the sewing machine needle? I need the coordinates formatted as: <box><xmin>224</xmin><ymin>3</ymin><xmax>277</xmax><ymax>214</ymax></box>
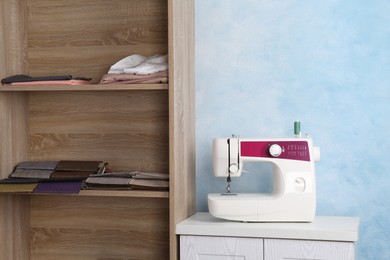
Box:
<box><xmin>226</xmin><ymin>175</ymin><xmax>232</xmax><ymax>193</ymax></box>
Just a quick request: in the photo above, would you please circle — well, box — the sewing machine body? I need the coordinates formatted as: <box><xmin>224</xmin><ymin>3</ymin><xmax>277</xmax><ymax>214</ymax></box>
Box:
<box><xmin>208</xmin><ymin>137</ymin><xmax>320</xmax><ymax>222</ymax></box>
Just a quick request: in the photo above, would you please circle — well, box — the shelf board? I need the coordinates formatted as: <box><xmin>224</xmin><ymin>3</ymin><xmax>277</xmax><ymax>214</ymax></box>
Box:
<box><xmin>78</xmin><ymin>189</ymin><xmax>169</xmax><ymax>198</ymax></box>
<box><xmin>0</xmin><ymin>83</ymin><xmax>168</xmax><ymax>92</ymax></box>
<box><xmin>0</xmin><ymin>190</ymin><xmax>169</xmax><ymax>198</ymax></box>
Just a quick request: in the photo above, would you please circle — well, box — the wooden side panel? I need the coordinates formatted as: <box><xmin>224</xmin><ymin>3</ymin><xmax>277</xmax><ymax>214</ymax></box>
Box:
<box><xmin>168</xmin><ymin>0</ymin><xmax>196</xmax><ymax>259</ymax></box>
<box><xmin>27</xmin><ymin>0</ymin><xmax>168</xmax><ymax>83</ymax></box>
<box><xmin>0</xmin><ymin>0</ymin><xmax>29</xmax><ymax>176</ymax></box>
<box><xmin>0</xmin><ymin>195</ymin><xmax>30</xmax><ymax>260</ymax></box>
<box><xmin>0</xmin><ymin>93</ymin><xmax>30</xmax><ymax>260</ymax></box>
<box><xmin>29</xmin><ymin>90</ymin><xmax>169</xmax><ymax>172</ymax></box>
<box><xmin>30</xmin><ymin>195</ymin><xmax>169</xmax><ymax>259</ymax></box>
<box><xmin>0</xmin><ymin>0</ymin><xmax>28</xmax><ymax>75</ymax></box>
<box><xmin>0</xmin><ymin>1</ymin><xmax>30</xmax><ymax>259</ymax></box>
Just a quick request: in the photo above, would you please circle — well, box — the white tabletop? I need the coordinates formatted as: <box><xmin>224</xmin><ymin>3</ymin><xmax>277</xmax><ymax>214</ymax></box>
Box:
<box><xmin>176</xmin><ymin>212</ymin><xmax>359</xmax><ymax>242</ymax></box>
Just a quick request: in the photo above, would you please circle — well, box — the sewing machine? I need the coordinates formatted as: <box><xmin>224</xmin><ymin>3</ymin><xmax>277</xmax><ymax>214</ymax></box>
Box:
<box><xmin>208</xmin><ymin>127</ymin><xmax>320</xmax><ymax>222</ymax></box>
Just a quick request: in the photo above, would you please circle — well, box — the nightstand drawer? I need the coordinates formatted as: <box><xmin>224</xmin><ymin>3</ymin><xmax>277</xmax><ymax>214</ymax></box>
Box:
<box><xmin>264</xmin><ymin>239</ymin><xmax>355</xmax><ymax>260</ymax></box>
<box><xmin>180</xmin><ymin>236</ymin><xmax>263</xmax><ymax>260</ymax></box>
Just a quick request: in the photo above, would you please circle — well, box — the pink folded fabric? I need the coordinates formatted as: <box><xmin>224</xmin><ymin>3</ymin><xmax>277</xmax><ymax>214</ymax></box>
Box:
<box><xmin>8</xmin><ymin>80</ymin><xmax>91</xmax><ymax>86</ymax></box>
<box><xmin>99</xmin><ymin>70</ymin><xmax>168</xmax><ymax>84</ymax></box>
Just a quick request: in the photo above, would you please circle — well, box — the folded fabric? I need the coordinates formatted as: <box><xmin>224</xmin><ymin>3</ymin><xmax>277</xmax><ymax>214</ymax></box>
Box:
<box><xmin>0</xmin><ymin>178</ymin><xmax>40</xmax><ymax>184</ymax></box>
<box><xmin>55</xmin><ymin>160</ymin><xmax>104</xmax><ymax>172</ymax></box>
<box><xmin>9</xmin><ymin>160</ymin><xmax>105</xmax><ymax>181</ymax></box>
<box><xmin>50</xmin><ymin>171</ymin><xmax>96</xmax><ymax>180</ymax></box>
<box><xmin>90</xmin><ymin>172</ymin><xmax>137</xmax><ymax>178</ymax></box>
<box><xmin>129</xmin><ymin>179</ymin><xmax>169</xmax><ymax>191</ymax></box>
<box><xmin>84</xmin><ymin>177</ymin><xmax>169</xmax><ymax>191</ymax></box>
<box><xmin>7</xmin><ymin>80</ymin><xmax>92</xmax><ymax>86</ymax></box>
<box><xmin>107</xmin><ymin>54</ymin><xmax>168</xmax><ymax>75</ymax></box>
<box><xmin>86</xmin><ymin>171</ymin><xmax>168</xmax><ymax>180</ymax></box>
<box><xmin>1</xmin><ymin>74</ymin><xmax>91</xmax><ymax>84</ymax></box>
<box><xmin>0</xmin><ymin>183</ymin><xmax>38</xmax><ymax>193</ymax></box>
<box><xmin>10</xmin><ymin>169</ymin><xmax>53</xmax><ymax>179</ymax></box>
<box><xmin>124</xmin><ymin>54</ymin><xmax>168</xmax><ymax>75</ymax></box>
<box><xmin>34</xmin><ymin>181</ymin><xmax>83</xmax><ymax>194</ymax></box>
<box><xmin>100</xmin><ymin>71</ymin><xmax>168</xmax><ymax>84</ymax></box>
<box><xmin>83</xmin><ymin>171</ymin><xmax>169</xmax><ymax>191</ymax></box>
<box><xmin>108</xmin><ymin>54</ymin><xmax>148</xmax><ymax>74</ymax></box>
<box><xmin>132</xmin><ymin>172</ymin><xmax>169</xmax><ymax>180</ymax></box>
<box><xmin>16</xmin><ymin>161</ymin><xmax>58</xmax><ymax>171</ymax></box>
<box><xmin>85</xmin><ymin>177</ymin><xmax>132</xmax><ymax>186</ymax></box>
<box><xmin>51</xmin><ymin>160</ymin><xmax>105</xmax><ymax>180</ymax></box>
<box><xmin>84</xmin><ymin>176</ymin><xmax>133</xmax><ymax>190</ymax></box>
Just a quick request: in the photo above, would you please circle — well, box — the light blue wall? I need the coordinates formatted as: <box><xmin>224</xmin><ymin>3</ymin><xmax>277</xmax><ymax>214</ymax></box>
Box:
<box><xmin>195</xmin><ymin>1</ymin><xmax>390</xmax><ymax>259</ymax></box>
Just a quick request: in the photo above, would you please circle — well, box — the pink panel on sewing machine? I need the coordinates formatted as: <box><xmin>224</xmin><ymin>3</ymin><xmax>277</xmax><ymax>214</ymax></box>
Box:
<box><xmin>240</xmin><ymin>141</ymin><xmax>311</xmax><ymax>161</ymax></box>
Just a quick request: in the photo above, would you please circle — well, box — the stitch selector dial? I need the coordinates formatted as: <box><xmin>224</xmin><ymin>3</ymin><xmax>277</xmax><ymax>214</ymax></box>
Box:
<box><xmin>269</xmin><ymin>144</ymin><xmax>283</xmax><ymax>157</ymax></box>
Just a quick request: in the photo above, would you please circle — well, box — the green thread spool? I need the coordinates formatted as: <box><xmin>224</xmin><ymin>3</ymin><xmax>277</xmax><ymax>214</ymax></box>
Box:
<box><xmin>294</xmin><ymin>121</ymin><xmax>301</xmax><ymax>138</ymax></box>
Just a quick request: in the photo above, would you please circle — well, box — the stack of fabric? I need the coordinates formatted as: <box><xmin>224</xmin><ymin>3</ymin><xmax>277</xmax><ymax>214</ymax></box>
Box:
<box><xmin>1</xmin><ymin>75</ymin><xmax>92</xmax><ymax>86</ymax></box>
<box><xmin>99</xmin><ymin>54</ymin><xmax>168</xmax><ymax>84</ymax></box>
<box><xmin>84</xmin><ymin>171</ymin><xmax>169</xmax><ymax>191</ymax></box>
<box><xmin>0</xmin><ymin>160</ymin><xmax>105</xmax><ymax>194</ymax></box>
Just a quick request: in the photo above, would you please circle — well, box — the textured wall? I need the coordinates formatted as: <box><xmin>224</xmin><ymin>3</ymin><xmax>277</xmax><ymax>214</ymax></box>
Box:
<box><xmin>195</xmin><ymin>1</ymin><xmax>390</xmax><ymax>259</ymax></box>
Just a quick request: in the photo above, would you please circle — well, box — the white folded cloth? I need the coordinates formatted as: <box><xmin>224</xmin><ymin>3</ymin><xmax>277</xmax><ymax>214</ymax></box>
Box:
<box><xmin>108</xmin><ymin>54</ymin><xmax>168</xmax><ymax>75</ymax></box>
<box><xmin>108</xmin><ymin>54</ymin><xmax>147</xmax><ymax>74</ymax></box>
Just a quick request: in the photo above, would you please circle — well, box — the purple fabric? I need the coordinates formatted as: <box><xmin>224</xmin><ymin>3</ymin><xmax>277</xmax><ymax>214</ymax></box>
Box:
<box><xmin>34</xmin><ymin>181</ymin><xmax>82</xmax><ymax>194</ymax></box>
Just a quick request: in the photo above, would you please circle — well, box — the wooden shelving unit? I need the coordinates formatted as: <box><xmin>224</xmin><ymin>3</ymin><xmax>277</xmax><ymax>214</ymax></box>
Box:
<box><xmin>0</xmin><ymin>0</ymin><xmax>194</xmax><ymax>259</ymax></box>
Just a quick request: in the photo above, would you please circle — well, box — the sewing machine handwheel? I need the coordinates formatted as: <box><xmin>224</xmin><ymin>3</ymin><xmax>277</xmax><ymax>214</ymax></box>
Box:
<box><xmin>269</xmin><ymin>144</ymin><xmax>283</xmax><ymax>157</ymax></box>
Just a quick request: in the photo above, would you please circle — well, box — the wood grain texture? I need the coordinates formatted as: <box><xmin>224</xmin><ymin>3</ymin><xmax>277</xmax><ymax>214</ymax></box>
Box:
<box><xmin>264</xmin><ymin>239</ymin><xmax>355</xmax><ymax>260</ymax></box>
<box><xmin>0</xmin><ymin>1</ymin><xmax>30</xmax><ymax>259</ymax></box>
<box><xmin>0</xmin><ymin>92</ymin><xmax>29</xmax><ymax>179</ymax></box>
<box><xmin>30</xmin><ymin>195</ymin><xmax>169</xmax><ymax>259</ymax></box>
<box><xmin>168</xmin><ymin>0</ymin><xmax>196</xmax><ymax>259</ymax></box>
<box><xmin>180</xmin><ymin>236</ymin><xmax>264</xmax><ymax>260</ymax></box>
<box><xmin>27</xmin><ymin>0</ymin><xmax>168</xmax><ymax>83</ymax></box>
<box><xmin>28</xmin><ymin>91</ymin><xmax>169</xmax><ymax>172</ymax></box>
<box><xmin>0</xmin><ymin>195</ymin><xmax>30</xmax><ymax>260</ymax></box>
<box><xmin>0</xmin><ymin>0</ymin><xmax>28</xmax><ymax>75</ymax></box>
<box><xmin>0</xmin><ymin>0</ymin><xmax>29</xmax><ymax>178</ymax></box>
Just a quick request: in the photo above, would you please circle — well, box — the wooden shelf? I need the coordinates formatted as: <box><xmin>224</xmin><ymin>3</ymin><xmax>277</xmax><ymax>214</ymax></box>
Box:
<box><xmin>1</xmin><ymin>189</ymin><xmax>169</xmax><ymax>198</ymax></box>
<box><xmin>79</xmin><ymin>189</ymin><xmax>169</xmax><ymax>198</ymax></box>
<box><xmin>0</xmin><ymin>83</ymin><xmax>168</xmax><ymax>92</ymax></box>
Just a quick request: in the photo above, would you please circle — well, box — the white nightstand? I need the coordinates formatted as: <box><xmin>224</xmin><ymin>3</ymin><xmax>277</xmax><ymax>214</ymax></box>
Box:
<box><xmin>176</xmin><ymin>212</ymin><xmax>359</xmax><ymax>260</ymax></box>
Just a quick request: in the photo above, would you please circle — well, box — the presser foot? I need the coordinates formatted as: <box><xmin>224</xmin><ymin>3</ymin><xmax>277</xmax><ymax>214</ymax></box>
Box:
<box><xmin>222</xmin><ymin>178</ymin><xmax>237</xmax><ymax>195</ymax></box>
<box><xmin>221</xmin><ymin>193</ymin><xmax>237</xmax><ymax>196</ymax></box>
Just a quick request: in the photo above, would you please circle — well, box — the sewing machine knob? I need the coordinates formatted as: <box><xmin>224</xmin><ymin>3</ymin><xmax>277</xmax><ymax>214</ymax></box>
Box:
<box><xmin>295</xmin><ymin>177</ymin><xmax>306</xmax><ymax>192</ymax></box>
<box><xmin>269</xmin><ymin>144</ymin><xmax>283</xmax><ymax>157</ymax></box>
<box><xmin>229</xmin><ymin>163</ymin><xmax>239</xmax><ymax>174</ymax></box>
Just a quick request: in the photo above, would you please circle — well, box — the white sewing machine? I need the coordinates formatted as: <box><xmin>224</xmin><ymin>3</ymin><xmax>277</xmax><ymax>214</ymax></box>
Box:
<box><xmin>208</xmin><ymin>128</ymin><xmax>320</xmax><ymax>222</ymax></box>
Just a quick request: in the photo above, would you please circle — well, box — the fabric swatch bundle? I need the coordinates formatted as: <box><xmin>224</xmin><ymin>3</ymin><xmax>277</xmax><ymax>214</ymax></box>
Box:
<box><xmin>0</xmin><ymin>160</ymin><xmax>105</xmax><ymax>194</ymax></box>
<box><xmin>85</xmin><ymin>171</ymin><xmax>169</xmax><ymax>191</ymax></box>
